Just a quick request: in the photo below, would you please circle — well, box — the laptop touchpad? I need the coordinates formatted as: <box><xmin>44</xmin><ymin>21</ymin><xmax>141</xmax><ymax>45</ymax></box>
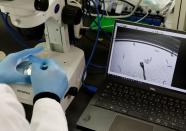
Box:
<box><xmin>109</xmin><ymin>115</ymin><xmax>153</xmax><ymax>131</ymax></box>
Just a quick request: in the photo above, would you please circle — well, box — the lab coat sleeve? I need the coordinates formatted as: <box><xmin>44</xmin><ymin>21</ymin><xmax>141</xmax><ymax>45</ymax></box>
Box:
<box><xmin>0</xmin><ymin>84</ymin><xmax>30</xmax><ymax>131</ymax></box>
<box><xmin>30</xmin><ymin>98</ymin><xmax>68</xmax><ymax>131</ymax></box>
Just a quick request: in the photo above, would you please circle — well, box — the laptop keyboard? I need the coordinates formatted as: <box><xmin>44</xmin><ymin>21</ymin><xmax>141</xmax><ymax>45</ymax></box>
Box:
<box><xmin>95</xmin><ymin>82</ymin><xmax>186</xmax><ymax>131</ymax></box>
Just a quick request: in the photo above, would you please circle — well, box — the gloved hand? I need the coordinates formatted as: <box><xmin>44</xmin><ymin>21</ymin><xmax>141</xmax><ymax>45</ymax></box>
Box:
<box><xmin>30</xmin><ymin>56</ymin><xmax>68</xmax><ymax>100</ymax></box>
<box><xmin>0</xmin><ymin>47</ymin><xmax>43</xmax><ymax>84</ymax></box>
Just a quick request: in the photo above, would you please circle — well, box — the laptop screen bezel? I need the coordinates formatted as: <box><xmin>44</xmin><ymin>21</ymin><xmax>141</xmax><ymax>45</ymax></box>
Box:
<box><xmin>106</xmin><ymin>20</ymin><xmax>186</xmax><ymax>100</ymax></box>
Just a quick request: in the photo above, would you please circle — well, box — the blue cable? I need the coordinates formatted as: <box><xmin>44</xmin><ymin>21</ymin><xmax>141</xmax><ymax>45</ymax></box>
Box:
<box><xmin>0</xmin><ymin>11</ymin><xmax>28</xmax><ymax>48</ymax></box>
<box><xmin>90</xmin><ymin>63</ymin><xmax>106</xmax><ymax>69</ymax></box>
<box><xmin>82</xmin><ymin>83</ymin><xmax>97</xmax><ymax>93</ymax></box>
<box><xmin>82</xmin><ymin>0</ymin><xmax>101</xmax><ymax>93</ymax></box>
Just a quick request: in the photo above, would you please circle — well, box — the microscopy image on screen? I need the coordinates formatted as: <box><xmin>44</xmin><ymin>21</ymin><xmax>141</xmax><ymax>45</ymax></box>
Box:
<box><xmin>109</xmin><ymin>26</ymin><xmax>181</xmax><ymax>87</ymax></box>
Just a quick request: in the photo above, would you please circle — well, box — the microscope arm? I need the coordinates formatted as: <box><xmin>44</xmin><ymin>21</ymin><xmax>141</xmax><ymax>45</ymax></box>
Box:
<box><xmin>0</xmin><ymin>0</ymin><xmax>70</xmax><ymax>52</ymax></box>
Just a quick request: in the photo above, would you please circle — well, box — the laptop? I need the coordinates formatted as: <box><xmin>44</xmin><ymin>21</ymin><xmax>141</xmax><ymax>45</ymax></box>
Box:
<box><xmin>77</xmin><ymin>20</ymin><xmax>186</xmax><ymax>131</ymax></box>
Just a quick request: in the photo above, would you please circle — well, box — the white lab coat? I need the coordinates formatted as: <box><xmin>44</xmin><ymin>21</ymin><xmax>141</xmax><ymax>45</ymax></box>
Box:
<box><xmin>0</xmin><ymin>84</ymin><xmax>68</xmax><ymax>131</ymax></box>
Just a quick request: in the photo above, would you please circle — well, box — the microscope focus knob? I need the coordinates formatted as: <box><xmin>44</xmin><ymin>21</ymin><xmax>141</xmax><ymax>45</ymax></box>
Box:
<box><xmin>65</xmin><ymin>87</ymin><xmax>79</xmax><ymax>97</ymax></box>
<box><xmin>62</xmin><ymin>5</ymin><xmax>82</xmax><ymax>25</ymax></box>
<box><xmin>34</xmin><ymin>0</ymin><xmax>49</xmax><ymax>11</ymax></box>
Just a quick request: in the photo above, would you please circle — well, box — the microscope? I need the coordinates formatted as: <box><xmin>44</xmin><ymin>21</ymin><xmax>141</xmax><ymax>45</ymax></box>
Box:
<box><xmin>0</xmin><ymin>0</ymin><xmax>85</xmax><ymax>110</ymax></box>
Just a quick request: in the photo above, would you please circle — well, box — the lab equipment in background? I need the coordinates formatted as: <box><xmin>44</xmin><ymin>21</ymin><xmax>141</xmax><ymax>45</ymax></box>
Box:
<box><xmin>90</xmin><ymin>17</ymin><xmax>115</xmax><ymax>32</ymax></box>
<box><xmin>84</xmin><ymin>0</ymin><xmax>175</xmax><ymax>26</ymax></box>
<box><xmin>0</xmin><ymin>0</ymin><xmax>85</xmax><ymax>111</ymax></box>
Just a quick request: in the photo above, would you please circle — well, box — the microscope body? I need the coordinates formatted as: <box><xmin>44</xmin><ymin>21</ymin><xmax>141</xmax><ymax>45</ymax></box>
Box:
<box><xmin>0</xmin><ymin>0</ymin><xmax>85</xmax><ymax>110</ymax></box>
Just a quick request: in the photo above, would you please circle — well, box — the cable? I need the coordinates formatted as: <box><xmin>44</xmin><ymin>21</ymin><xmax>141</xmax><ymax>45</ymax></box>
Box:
<box><xmin>82</xmin><ymin>0</ymin><xmax>101</xmax><ymax>93</ymax></box>
<box><xmin>101</xmin><ymin>0</ymin><xmax>109</xmax><ymax>16</ymax></box>
<box><xmin>82</xmin><ymin>83</ymin><xmax>97</xmax><ymax>93</ymax></box>
<box><xmin>90</xmin><ymin>63</ymin><xmax>106</xmax><ymax>69</ymax></box>
<box><xmin>102</xmin><ymin>0</ymin><xmax>135</xmax><ymax>8</ymax></box>
<box><xmin>135</xmin><ymin>8</ymin><xmax>149</xmax><ymax>23</ymax></box>
<box><xmin>82</xmin><ymin>25</ymin><xmax>114</xmax><ymax>30</ymax></box>
<box><xmin>164</xmin><ymin>0</ymin><xmax>175</xmax><ymax>18</ymax></box>
<box><xmin>82</xmin><ymin>0</ymin><xmax>107</xmax><ymax>33</ymax></box>
<box><xmin>160</xmin><ymin>0</ymin><xmax>175</xmax><ymax>15</ymax></box>
<box><xmin>99</xmin><ymin>0</ymin><xmax>109</xmax><ymax>16</ymax></box>
<box><xmin>89</xmin><ymin>0</ymin><xmax>143</xmax><ymax>19</ymax></box>
<box><xmin>119</xmin><ymin>0</ymin><xmax>135</xmax><ymax>8</ymax></box>
<box><xmin>82</xmin><ymin>0</ymin><xmax>101</xmax><ymax>74</ymax></box>
<box><xmin>0</xmin><ymin>11</ymin><xmax>28</xmax><ymax>48</ymax></box>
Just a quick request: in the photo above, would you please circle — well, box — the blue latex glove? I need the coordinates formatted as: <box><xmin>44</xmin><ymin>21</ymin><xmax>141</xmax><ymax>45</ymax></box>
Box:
<box><xmin>29</xmin><ymin>56</ymin><xmax>68</xmax><ymax>99</ymax></box>
<box><xmin>0</xmin><ymin>47</ymin><xmax>43</xmax><ymax>84</ymax></box>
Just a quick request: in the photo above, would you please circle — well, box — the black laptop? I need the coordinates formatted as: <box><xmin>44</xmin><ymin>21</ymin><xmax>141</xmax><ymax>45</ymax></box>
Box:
<box><xmin>77</xmin><ymin>20</ymin><xmax>186</xmax><ymax>131</ymax></box>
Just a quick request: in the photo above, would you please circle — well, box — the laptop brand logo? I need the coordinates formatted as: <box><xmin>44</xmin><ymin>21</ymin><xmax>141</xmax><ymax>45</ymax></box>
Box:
<box><xmin>150</xmin><ymin>87</ymin><xmax>156</xmax><ymax>92</ymax></box>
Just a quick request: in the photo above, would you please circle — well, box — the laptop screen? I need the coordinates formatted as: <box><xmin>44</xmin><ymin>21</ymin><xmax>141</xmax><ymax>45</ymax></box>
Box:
<box><xmin>108</xmin><ymin>21</ymin><xmax>186</xmax><ymax>94</ymax></box>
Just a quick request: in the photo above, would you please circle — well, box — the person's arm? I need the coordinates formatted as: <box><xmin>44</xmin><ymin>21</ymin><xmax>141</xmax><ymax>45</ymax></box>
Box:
<box><xmin>29</xmin><ymin>57</ymin><xmax>69</xmax><ymax>131</ymax></box>
<box><xmin>0</xmin><ymin>84</ymin><xmax>30</xmax><ymax>131</ymax></box>
<box><xmin>0</xmin><ymin>47</ymin><xmax>43</xmax><ymax>131</ymax></box>
<box><xmin>31</xmin><ymin>98</ymin><xmax>68</xmax><ymax>131</ymax></box>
